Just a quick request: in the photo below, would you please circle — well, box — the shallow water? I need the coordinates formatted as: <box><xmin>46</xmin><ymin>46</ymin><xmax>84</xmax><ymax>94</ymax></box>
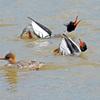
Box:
<box><xmin>0</xmin><ymin>0</ymin><xmax>100</xmax><ymax>100</ymax></box>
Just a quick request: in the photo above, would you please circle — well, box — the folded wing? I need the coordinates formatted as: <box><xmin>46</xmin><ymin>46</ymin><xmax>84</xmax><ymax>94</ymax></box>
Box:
<box><xmin>28</xmin><ymin>17</ymin><xmax>52</xmax><ymax>38</ymax></box>
<box><xmin>60</xmin><ymin>34</ymin><xmax>81</xmax><ymax>56</ymax></box>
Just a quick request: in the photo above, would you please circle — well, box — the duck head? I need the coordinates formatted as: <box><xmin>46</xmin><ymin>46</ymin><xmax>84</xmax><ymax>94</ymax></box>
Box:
<box><xmin>0</xmin><ymin>53</ymin><xmax>16</xmax><ymax>64</ymax></box>
<box><xmin>79</xmin><ymin>39</ymin><xmax>87</xmax><ymax>52</ymax></box>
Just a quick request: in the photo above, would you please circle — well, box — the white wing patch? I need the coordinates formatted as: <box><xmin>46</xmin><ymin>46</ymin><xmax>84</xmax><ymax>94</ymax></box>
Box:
<box><xmin>60</xmin><ymin>37</ymin><xmax>81</xmax><ymax>56</ymax></box>
<box><xmin>60</xmin><ymin>38</ymin><xmax>71</xmax><ymax>55</ymax></box>
<box><xmin>31</xmin><ymin>21</ymin><xmax>50</xmax><ymax>38</ymax></box>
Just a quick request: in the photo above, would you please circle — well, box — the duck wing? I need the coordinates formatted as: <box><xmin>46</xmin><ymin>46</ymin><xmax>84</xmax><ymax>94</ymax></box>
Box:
<box><xmin>60</xmin><ymin>34</ymin><xmax>81</xmax><ymax>55</ymax></box>
<box><xmin>27</xmin><ymin>17</ymin><xmax>52</xmax><ymax>38</ymax></box>
<box><xmin>60</xmin><ymin>38</ymin><xmax>71</xmax><ymax>55</ymax></box>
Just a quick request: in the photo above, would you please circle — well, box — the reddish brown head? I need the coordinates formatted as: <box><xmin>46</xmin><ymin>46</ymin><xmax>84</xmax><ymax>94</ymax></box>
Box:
<box><xmin>0</xmin><ymin>53</ymin><xmax>16</xmax><ymax>64</ymax></box>
<box><xmin>79</xmin><ymin>39</ymin><xmax>87</xmax><ymax>52</ymax></box>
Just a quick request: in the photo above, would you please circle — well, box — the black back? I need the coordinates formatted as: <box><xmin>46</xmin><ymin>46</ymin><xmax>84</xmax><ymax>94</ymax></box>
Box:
<box><xmin>67</xmin><ymin>21</ymin><xmax>75</xmax><ymax>32</ymax></box>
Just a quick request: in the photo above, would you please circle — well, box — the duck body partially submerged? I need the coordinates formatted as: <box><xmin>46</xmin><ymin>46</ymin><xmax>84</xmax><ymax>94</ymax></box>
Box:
<box><xmin>6</xmin><ymin>60</ymin><xmax>44</xmax><ymax>70</ymax></box>
<box><xmin>21</xmin><ymin>17</ymin><xmax>52</xmax><ymax>39</ymax></box>
<box><xmin>60</xmin><ymin>36</ymin><xmax>81</xmax><ymax>56</ymax></box>
<box><xmin>54</xmin><ymin>34</ymin><xmax>87</xmax><ymax>56</ymax></box>
<box><xmin>64</xmin><ymin>16</ymin><xmax>81</xmax><ymax>32</ymax></box>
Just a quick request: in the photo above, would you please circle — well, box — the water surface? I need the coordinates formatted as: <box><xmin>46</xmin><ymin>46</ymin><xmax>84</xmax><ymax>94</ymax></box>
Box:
<box><xmin>0</xmin><ymin>0</ymin><xmax>100</xmax><ymax>100</ymax></box>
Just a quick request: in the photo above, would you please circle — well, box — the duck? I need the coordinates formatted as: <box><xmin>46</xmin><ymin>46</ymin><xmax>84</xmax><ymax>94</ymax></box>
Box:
<box><xmin>20</xmin><ymin>17</ymin><xmax>52</xmax><ymax>39</ymax></box>
<box><xmin>53</xmin><ymin>34</ymin><xmax>87</xmax><ymax>56</ymax></box>
<box><xmin>20</xmin><ymin>16</ymin><xmax>81</xmax><ymax>39</ymax></box>
<box><xmin>64</xmin><ymin>16</ymin><xmax>81</xmax><ymax>32</ymax></box>
<box><xmin>0</xmin><ymin>53</ymin><xmax>44</xmax><ymax>70</ymax></box>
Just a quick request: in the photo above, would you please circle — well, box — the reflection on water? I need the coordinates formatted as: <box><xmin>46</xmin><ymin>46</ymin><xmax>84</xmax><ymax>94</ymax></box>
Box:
<box><xmin>0</xmin><ymin>59</ymin><xmax>100</xmax><ymax>91</ymax></box>
<box><xmin>4</xmin><ymin>67</ymin><xmax>18</xmax><ymax>91</ymax></box>
<box><xmin>0</xmin><ymin>63</ymin><xmax>64</xmax><ymax>91</ymax></box>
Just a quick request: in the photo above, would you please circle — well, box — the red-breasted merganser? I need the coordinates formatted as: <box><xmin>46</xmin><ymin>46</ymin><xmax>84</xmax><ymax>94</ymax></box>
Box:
<box><xmin>64</xmin><ymin>16</ymin><xmax>81</xmax><ymax>32</ymax></box>
<box><xmin>20</xmin><ymin>16</ymin><xmax>81</xmax><ymax>39</ymax></box>
<box><xmin>20</xmin><ymin>17</ymin><xmax>52</xmax><ymax>39</ymax></box>
<box><xmin>0</xmin><ymin>53</ymin><xmax>44</xmax><ymax>70</ymax></box>
<box><xmin>53</xmin><ymin>34</ymin><xmax>87</xmax><ymax>56</ymax></box>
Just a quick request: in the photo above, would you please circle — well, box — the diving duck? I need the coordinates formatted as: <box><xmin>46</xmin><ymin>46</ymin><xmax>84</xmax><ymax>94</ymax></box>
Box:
<box><xmin>64</xmin><ymin>16</ymin><xmax>81</xmax><ymax>32</ymax></box>
<box><xmin>53</xmin><ymin>34</ymin><xmax>87</xmax><ymax>56</ymax></box>
<box><xmin>20</xmin><ymin>17</ymin><xmax>52</xmax><ymax>39</ymax></box>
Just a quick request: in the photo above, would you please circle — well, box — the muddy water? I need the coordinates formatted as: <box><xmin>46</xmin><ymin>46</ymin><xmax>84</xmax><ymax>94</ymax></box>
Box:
<box><xmin>0</xmin><ymin>0</ymin><xmax>100</xmax><ymax>100</ymax></box>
